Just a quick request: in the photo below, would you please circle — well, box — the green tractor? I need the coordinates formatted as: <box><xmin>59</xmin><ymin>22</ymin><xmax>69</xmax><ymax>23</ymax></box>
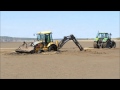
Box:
<box><xmin>93</xmin><ymin>32</ymin><xmax>116</xmax><ymax>48</ymax></box>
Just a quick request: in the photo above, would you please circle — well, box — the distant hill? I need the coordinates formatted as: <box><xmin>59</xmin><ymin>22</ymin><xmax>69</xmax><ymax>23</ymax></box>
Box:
<box><xmin>0</xmin><ymin>36</ymin><xmax>36</xmax><ymax>42</ymax></box>
<box><xmin>0</xmin><ymin>36</ymin><xmax>119</xmax><ymax>42</ymax></box>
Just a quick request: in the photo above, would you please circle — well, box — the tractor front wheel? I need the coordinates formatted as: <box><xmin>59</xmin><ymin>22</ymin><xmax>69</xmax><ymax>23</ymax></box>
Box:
<box><xmin>102</xmin><ymin>42</ymin><xmax>106</xmax><ymax>48</ymax></box>
<box><xmin>102</xmin><ymin>40</ymin><xmax>111</xmax><ymax>48</ymax></box>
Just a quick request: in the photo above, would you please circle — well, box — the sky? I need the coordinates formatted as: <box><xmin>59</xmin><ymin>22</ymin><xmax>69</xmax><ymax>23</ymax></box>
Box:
<box><xmin>0</xmin><ymin>11</ymin><xmax>119</xmax><ymax>38</ymax></box>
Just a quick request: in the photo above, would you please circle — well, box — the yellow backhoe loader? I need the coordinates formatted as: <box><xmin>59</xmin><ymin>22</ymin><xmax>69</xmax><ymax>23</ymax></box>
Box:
<box><xmin>15</xmin><ymin>31</ymin><xmax>84</xmax><ymax>53</ymax></box>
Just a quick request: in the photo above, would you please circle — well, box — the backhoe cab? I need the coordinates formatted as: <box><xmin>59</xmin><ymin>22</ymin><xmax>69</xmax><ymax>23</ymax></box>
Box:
<box><xmin>35</xmin><ymin>31</ymin><xmax>57</xmax><ymax>52</ymax></box>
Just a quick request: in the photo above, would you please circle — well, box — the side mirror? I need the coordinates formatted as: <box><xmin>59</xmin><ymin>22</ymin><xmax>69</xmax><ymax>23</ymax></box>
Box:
<box><xmin>110</xmin><ymin>33</ymin><xmax>112</xmax><ymax>37</ymax></box>
<box><xmin>33</xmin><ymin>34</ymin><xmax>36</xmax><ymax>36</ymax></box>
<box><xmin>110</xmin><ymin>33</ymin><xmax>112</xmax><ymax>36</ymax></box>
<box><xmin>33</xmin><ymin>34</ymin><xmax>36</xmax><ymax>42</ymax></box>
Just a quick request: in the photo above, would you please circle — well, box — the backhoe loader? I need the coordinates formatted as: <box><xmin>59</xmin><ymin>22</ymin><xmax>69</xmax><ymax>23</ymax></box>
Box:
<box><xmin>15</xmin><ymin>31</ymin><xmax>83</xmax><ymax>53</ymax></box>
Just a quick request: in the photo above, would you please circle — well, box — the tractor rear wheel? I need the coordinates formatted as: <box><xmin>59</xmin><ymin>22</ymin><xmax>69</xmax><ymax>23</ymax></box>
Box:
<box><xmin>111</xmin><ymin>41</ymin><xmax>116</xmax><ymax>48</ymax></box>
<box><xmin>93</xmin><ymin>42</ymin><xmax>97</xmax><ymax>48</ymax></box>
<box><xmin>48</xmin><ymin>44</ymin><xmax>57</xmax><ymax>51</ymax></box>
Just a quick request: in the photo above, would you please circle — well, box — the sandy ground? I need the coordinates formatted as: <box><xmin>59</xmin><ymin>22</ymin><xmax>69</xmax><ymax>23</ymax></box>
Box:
<box><xmin>0</xmin><ymin>41</ymin><xmax>120</xmax><ymax>79</ymax></box>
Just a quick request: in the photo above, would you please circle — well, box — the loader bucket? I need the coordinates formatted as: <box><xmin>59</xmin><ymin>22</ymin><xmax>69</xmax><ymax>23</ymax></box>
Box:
<box><xmin>15</xmin><ymin>42</ymin><xmax>35</xmax><ymax>53</ymax></box>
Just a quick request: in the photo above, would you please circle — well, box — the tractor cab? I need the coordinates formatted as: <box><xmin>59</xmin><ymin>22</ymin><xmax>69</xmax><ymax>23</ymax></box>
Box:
<box><xmin>96</xmin><ymin>33</ymin><xmax>111</xmax><ymax>39</ymax></box>
<box><xmin>36</xmin><ymin>31</ymin><xmax>53</xmax><ymax>46</ymax></box>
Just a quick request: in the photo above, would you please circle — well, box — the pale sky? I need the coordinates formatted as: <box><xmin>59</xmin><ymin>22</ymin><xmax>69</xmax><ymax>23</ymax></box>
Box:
<box><xmin>1</xmin><ymin>11</ymin><xmax>119</xmax><ymax>38</ymax></box>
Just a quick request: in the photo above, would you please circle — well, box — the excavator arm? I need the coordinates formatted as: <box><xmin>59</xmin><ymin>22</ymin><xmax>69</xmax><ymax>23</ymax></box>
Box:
<box><xmin>58</xmin><ymin>34</ymin><xmax>84</xmax><ymax>51</ymax></box>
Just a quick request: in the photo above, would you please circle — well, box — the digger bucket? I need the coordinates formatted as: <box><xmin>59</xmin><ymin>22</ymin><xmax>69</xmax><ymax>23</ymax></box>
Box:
<box><xmin>15</xmin><ymin>42</ymin><xmax>35</xmax><ymax>53</ymax></box>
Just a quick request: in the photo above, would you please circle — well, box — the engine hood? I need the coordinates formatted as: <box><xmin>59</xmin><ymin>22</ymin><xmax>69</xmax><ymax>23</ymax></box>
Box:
<box><xmin>102</xmin><ymin>38</ymin><xmax>108</xmax><ymax>42</ymax></box>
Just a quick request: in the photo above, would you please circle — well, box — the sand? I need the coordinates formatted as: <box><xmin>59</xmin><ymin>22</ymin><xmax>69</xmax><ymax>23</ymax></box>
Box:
<box><xmin>0</xmin><ymin>40</ymin><xmax>120</xmax><ymax>79</ymax></box>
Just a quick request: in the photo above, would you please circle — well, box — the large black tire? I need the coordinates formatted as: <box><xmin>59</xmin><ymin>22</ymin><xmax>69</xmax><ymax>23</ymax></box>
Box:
<box><xmin>101</xmin><ymin>43</ymin><xmax>104</xmax><ymax>48</ymax></box>
<box><xmin>111</xmin><ymin>41</ymin><xmax>116</xmax><ymax>48</ymax></box>
<box><xmin>102</xmin><ymin>42</ymin><xmax>106</xmax><ymax>48</ymax></box>
<box><xmin>93</xmin><ymin>42</ymin><xmax>97</xmax><ymax>48</ymax></box>
<box><xmin>48</xmin><ymin>44</ymin><xmax>57</xmax><ymax>51</ymax></box>
<box><xmin>102</xmin><ymin>40</ymin><xmax>111</xmax><ymax>48</ymax></box>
